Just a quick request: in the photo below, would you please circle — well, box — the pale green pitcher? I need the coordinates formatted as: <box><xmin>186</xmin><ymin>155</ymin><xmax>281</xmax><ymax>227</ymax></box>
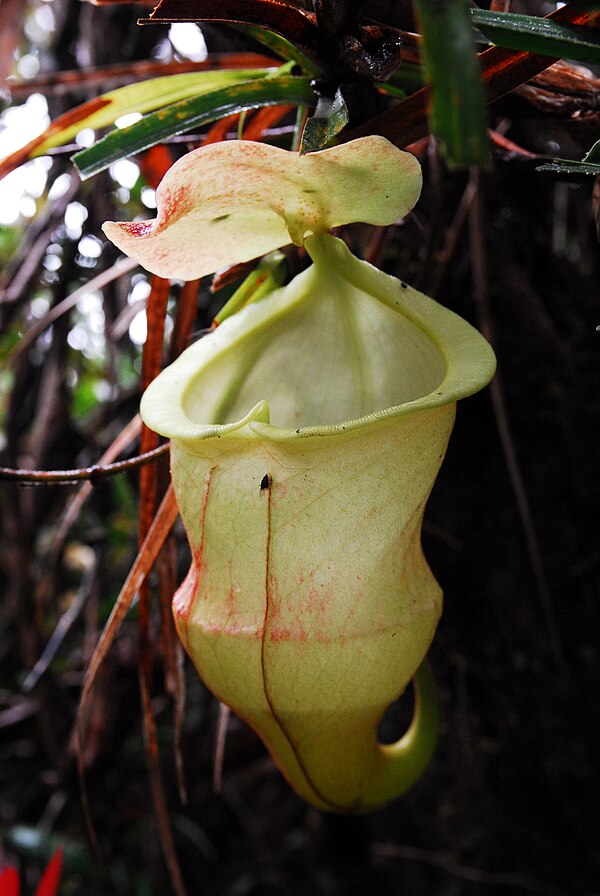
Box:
<box><xmin>139</xmin><ymin>232</ymin><xmax>495</xmax><ymax>811</ymax></box>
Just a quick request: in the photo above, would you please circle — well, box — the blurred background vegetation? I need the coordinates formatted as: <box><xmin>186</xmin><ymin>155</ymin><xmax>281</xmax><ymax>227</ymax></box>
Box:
<box><xmin>0</xmin><ymin>0</ymin><xmax>599</xmax><ymax>894</ymax></box>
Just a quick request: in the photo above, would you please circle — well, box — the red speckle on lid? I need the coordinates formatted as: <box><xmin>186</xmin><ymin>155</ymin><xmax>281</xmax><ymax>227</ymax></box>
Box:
<box><xmin>123</xmin><ymin>220</ymin><xmax>154</xmax><ymax>238</ymax></box>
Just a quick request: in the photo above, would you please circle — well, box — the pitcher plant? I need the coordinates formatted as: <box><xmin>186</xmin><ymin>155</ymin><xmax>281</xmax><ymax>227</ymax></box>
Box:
<box><xmin>103</xmin><ymin>137</ymin><xmax>496</xmax><ymax>812</ymax></box>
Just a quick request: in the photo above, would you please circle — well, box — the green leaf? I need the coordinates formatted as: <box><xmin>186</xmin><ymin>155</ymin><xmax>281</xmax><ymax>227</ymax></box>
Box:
<box><xmin>413</xmin><ymin>0</ymin><xmax>491</xmax><ymax>168</ymax></box>
<box><xmin>300</xmin><ymin>88</ymin><xmax>349</xmax><ymax>153</ymax></box>
<box><xmin>471</xmin><ymin>9</ymin><xmax>600</xmax><ymax>65</ymax></box>
<box><xmin>536</xmin><ymin>160</ymin><xmax>600</xmax><ymax>174</ymax></box>
<box><xmin>536</xmin><ymin>138</ymin><xmax>600</xmax><ymax>175</ymax></box>
<box><xmin>34</xmin><ymin>69</ymin><xmax>272</xmax><ymax>155</ymax></box>
<box><xmin>214</xmin><ymin>250</ymin><xmax>287</xmax><ymax>325</ymax></box>
<box><xmin>583</xmin><ymin>138</ymin><xmax>600</xmax><ymax>165</ymax></box>
<box><xmin>229</xmin><ymin>23</ymin><xmax>321</xmax><ymax>76</ymax></box>
<box><xmin>374</xmin><ymin>82</ymin><xmax>408</xmax><ymax>99</ymax></box>
<box><xmin>73</xmin><ymin>75</ymin><xmax>315</xmax><ymax>179</ymax></box>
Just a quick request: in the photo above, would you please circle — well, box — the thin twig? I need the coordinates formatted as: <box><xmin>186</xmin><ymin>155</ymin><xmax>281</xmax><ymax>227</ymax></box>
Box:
<box><xmin>0</xmin><ymin>443</ymin><xmax>169</xmax><ymax>484</ymax></box>
<box><xmin>35</xmin><ymin>415</ymin><xmax>143</xmax><ymax>610</ymax></box>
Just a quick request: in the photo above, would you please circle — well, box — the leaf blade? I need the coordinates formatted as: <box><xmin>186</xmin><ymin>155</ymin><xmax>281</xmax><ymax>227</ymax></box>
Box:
<box><xmin>413</xmin><ymin>0</ymin><xmax>491</xmax><ymax>167</ymax></box>
<box><xmin>229</xmin><ymin>23</ymin><xmax>321</xmax><ymax>76</ymax></box>
<box><xmin>536</xmin><ymin>138</ymin><xmax>600</xmax><ymax>175</ymax></box>
<box><xmin>73</xmin><ymin>74</ymin><xmax>315</xmax><ymax>179</ymax></box>
<box><xmin>34</xmin><ymin>69</ymin><xmax>272</xmax><ymax>155</ymax></box>
<box><xmin>471</xmin><ymin>9</ymin><xmax>600</xmax><ymax>65</ymax></box>
<box><xmin>0</xmin><ymin>68</ymin><xmax>273</xmax><ymax>178</ymax></box>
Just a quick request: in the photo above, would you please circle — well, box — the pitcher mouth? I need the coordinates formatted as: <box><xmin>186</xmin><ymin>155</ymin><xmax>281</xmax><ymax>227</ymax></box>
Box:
<box><xmin>141</xmin><ymin>235</ymin><xmax>496</xmax><ymax>444</ymax></box>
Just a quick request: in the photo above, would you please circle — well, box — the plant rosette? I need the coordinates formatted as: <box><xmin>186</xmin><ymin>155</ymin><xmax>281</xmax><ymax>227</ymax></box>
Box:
<box><xmin>103</xmin><ymin>137</ymin><xmax>496</xmax><ymax>812</ymax></box>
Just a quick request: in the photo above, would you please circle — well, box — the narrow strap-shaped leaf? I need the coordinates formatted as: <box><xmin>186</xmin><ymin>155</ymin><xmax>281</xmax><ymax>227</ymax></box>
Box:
<box><xmin>214</xmin><ymin>251</ymin><xmax>286</xmax><ymax>325</ymax></box>
<box><xmin>242</xmin><ymin>103</ymin><xmax>296</xmax><ymax>140</ymax></box>
<box><xmin>472</xmin><ymin>9</ymin><xmax>600</xmax><ymax>65</ymax></box>
<box><xmin>347</xmin><ymin>4</ymin><xmax>595</xmax><ymax>149</ymax></box>
<box><xmin>6</xmin><ymin>54</ymin><xmax>276</xmax><ymax>100</ymax></box>
<box><xmin>583</xmin><ymin>138</ymin><xmax>600</xmax><ymax>164</ymax></box>
<box><xmin>169</xmin><ymin>278</ymin><xmax>200</xmax><ymax>362</ymax></box>
<box><xmin>137</xmin><ymin>274</ymin><xmax>186</xmax><ymax>896</ymax></box>
<box><xmin>229</xmin><ymin>22</ymin><xmax>321</xmax><ymax>76</ymax></box>
<box><xmin>139</xmin><ymin>275</ymin><xmax>170</xmax><ymax>512</ymax></box>
<box><xmin>537</xmin><ymin>137</ymin><xmax>600</xmax><ymax>174</ymax></box>
<box><xmin>163</xmin><ymin>278</ymin><xmax>200</xmax><ymax>803</ymax></box>
<box><xmin>536</xmin><ymin>158</ymin><xmax>600</xmax><ymax>174</ymax></box>
<box><xmin>202</xmin><ymin>112</ymin><xmax>241</xmax><ymax>146</ymax></box>
<box><xmin>139</xmin><ymin>144</ymin><xmax>174</xmax><ymax>189</ymax></box>
<box><xmin>73</xmin><ymin>74</ymin><xmax>315</xmax><ymax>179</ymax></box>
<box><xmin>413</xmin><ymin>0</ymin><xmax>491</xmax><ymax>167</ymax></box>
<box><xmin>0</xmin><ymin>69</ymin><xmax>272</xmax><ymax>179</ymax></box>
<box><xmin>35</xmin><ymin>69</ymin><xmax>271</xmax><ymax>155</ymax></box>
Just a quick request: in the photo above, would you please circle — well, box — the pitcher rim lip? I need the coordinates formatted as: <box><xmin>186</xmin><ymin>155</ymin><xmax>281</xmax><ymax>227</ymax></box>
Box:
<box><xmin>141</xmin><ymin>320</ymin><xmax>495</xmax><ymax>446</ymax></box>
<box><xmin>140</xmin><ymin>239</ymin><xmax>496</xmax><ymax>443</ymax></box>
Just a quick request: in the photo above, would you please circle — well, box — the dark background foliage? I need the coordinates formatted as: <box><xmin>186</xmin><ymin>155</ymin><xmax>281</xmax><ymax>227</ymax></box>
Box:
<box><xmin>0</xmin><ymin>1</ymin><xmax>598</xmax><ymax>894</ymax></box>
